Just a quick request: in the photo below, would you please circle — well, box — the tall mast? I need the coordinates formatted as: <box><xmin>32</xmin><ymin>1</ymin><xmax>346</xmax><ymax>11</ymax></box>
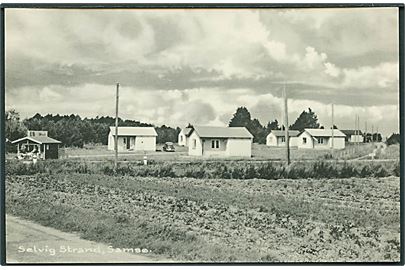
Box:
<box><xmin>283</xmin><ymin>84</ymin><xmax>290</xmax><ymax>165</ymax></box>
<box><xmin>114</xmin><ymin>83</ymin><xmax>120</xmax><ymax>173</ymax></box>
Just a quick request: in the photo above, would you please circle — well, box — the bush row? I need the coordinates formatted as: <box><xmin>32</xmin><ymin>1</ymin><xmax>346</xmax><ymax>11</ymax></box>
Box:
<box><xmin>5</xmin><ymin>159</ymin><xmax>400</xmax><ymax>180</ymax></box>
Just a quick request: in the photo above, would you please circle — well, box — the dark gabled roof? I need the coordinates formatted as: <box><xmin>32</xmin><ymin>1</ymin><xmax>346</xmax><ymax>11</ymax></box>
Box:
<box><xmin>192</xmin><ymin>126</ymin><xmax>253</xmax><ymax>139</ymax></box>
<box><xmin>181</xmin><ymin>127</ymin><xmax>193</xmax><ymax>137</ymax></box>
<box><xmin>268</xmin><ymin>130</ymin><xmax>300</xmax><ymax>137</ymax></box>
<box><xmin>12</xmin><ymin>136</ymin><xmax>61</xmax><ymax>144</ymax></box>
<box><xmin>341</xmin><ymin>130</ymin><xmax>364</xmax><ymax>136</ymax></box>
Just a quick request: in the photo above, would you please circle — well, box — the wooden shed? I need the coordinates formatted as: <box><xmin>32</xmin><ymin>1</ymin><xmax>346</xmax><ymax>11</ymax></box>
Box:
<box><xmin>12</xmin><ymin>131</ymin><xmax>62</xmax><ymax>159</ymax></box>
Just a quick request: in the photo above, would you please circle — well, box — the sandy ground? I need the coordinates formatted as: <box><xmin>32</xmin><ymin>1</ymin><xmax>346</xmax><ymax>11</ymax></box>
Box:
<box><xmin>6</xmin><ymin>215</ymin><xmax>168</xmax><ymax>264</ymax></box>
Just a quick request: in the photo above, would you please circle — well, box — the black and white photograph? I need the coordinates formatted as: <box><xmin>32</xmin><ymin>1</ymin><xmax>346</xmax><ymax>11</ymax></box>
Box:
<box><xmin>1</xmin><ymin>4</ymin><xmax>403</xmax><ymax>264</ymax></box>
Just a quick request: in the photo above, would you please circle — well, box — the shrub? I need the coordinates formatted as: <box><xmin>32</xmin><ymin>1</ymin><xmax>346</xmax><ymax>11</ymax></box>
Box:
<box><xmin>184</xmin><ymin>165</ymin><xmax>206</xmax><ymax>178</ymax></box>
<box><xmin>393</xmin><ymin>161</ymin><xmax>400</xmax><ymax>177</ymax></box>
<box><xmin>373</xmin><ymin>164</ymin><xmax>389</xmax><ymax>178</ymax></box>
<box><xmin>257</xmin><ymin>163</ymin><xmax>278</xmax><ymax>179</ymax></box>
<box><xmin>339</xmin><ymin>163</ymin><xmax>358</xmax><ymax>178</ymax></box>
<box><xmin>157</xmin><ymin>165</ymin><xmax>176</xmax><ymax>178</ymax></box>
<box><xmin>312</xmin><ymin>162</ymin><xmax>336</xmax><ymax>178</ymax></box>
<box><xmin>359</xmin><ymin>165</ymin><xmax>372</xmax><ymax>178</ymax></box>
<box><xmin>244</xmin><ymin>165</ymin><xmax>258</xmax><ymax>179</ymax></box>
<box><xmin>286</xmin><ymin>163</ymin><xmax>308</xmax><ymax>179</ymax></box>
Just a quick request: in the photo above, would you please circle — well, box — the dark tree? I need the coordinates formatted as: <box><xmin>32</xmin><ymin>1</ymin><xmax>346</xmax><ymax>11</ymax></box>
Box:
<box><xmin>5</xmin><ymin>109</ymin><xmax>27</xmax><ymax>141</ymax></box>
<box><xmin>266</xmin><ymin>120</ymin><xmax>280</xmax><ymax>132</ymax></box>
<box><xmin>248</xmin><ymin>118</ymin><xmax>266</xmax><ymax>143</ymax></box>
<box><xmin>228</xmin><ymin>107</ymin><xmax>272</xmax><ymax>143</ymax></box>
<box><xmin>155</xmin><ymin>125</ymin><xmax>181</xmax><ymax>144</ymax></box>
<box><xmin>229</xmin><ymin>107</ymin><xmax>252</xmax><ymax>128</ymax></box>
<box><xmin>373</xmin><ymin>133</ymin><xmax>383</xmax><ymax>142</ymax></box>
<box><xmin>290</xmin><ymin>108</ymin><xmax>320</xmax><ymax>132</ymax></box>
<box><xmin>386</xmin><ymin>133</ymin><xmax>400</xmax><ymax>145</ymax></box>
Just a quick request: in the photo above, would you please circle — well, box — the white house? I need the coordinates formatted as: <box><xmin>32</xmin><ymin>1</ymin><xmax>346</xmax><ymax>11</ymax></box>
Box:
<box><xmin>266</xmin><ymin>130</ymin><xmax>300</xmax><ymax>147</ymax></box>
<box><xmin>341</xmin><ymin>130</ymin><xmax>364</xmax><ymax>143</ymax></box>
<box><xmin>188</xmin><ymin>126</ymin><xmax>253</xmax><ymax>157</ymax></box>
<box><xmin>297</xmin><ymin>128</ymin><xmax>346</xmax><ymax>150</ymax></box>
<box><xmin>178</xmin><ymin>127</ymin><xmax>192</xmax><ymax>146</ymax></box>
<box><xmin>108</xmin><ymin>126</ymin><xmax>157</xmax><ymax>152</ymax></box>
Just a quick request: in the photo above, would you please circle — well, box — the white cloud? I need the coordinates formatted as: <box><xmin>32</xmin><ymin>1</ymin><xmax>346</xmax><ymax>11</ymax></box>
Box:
<box><xmin>38</xmin><ymin>87</ymin><xmax>62</xmax><ymax>102</ymax></box>
<box><xmin>324</xmin><ymin>62</ymin><xmax>341</xmax><ymax>77</ymax></box>
<box><xmin>302</xmin><ymin>46</ymin><xmax>327</xmax><ymax>70</ymax></box>
<box><xmin>342</xmin><ymin>62</ymin><xmax>399</xmax><ymax>89</ymax></box>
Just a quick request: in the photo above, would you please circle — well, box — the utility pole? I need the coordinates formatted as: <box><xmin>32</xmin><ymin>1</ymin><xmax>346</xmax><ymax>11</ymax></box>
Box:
<box><xmin>371</xmin><ymin>124</ymin><xmax>374</xmax><ymax>145</ymax></box>
<box><xmin>283</xmin><ymin>84</ymin><xmax>290</xmax><ymax>165</ymax></box>
<box><xmin>365</xmin><ymin>121</ymin><xmax>367</xmax><ymax>143</ymax></box>
<box><xmin>354</xmin><ymin>115</ymin><xmax>357</xmax><ymax>151</ymax></box>
<box><xmin>114</xmin><ymin>83</ymin><xmax>120</xmax><ymax>173</ymax></box>
<box><xmin>331</xmin><ymin>104</ymin><xmax>334</xmax><ymax>156</ymax></box>
<box><xmin>357</xmin><ymin>115</ymin><xmax>360</xmax><ymax>146</ymax></box>
<box><xmin>376</xmin><ymin>126</ymin><xmax>379</xmax><ymax>143</ymax></box>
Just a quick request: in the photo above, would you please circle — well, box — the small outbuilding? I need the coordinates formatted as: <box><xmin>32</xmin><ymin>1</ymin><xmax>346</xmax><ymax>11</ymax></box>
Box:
<box><xmin>178</xmin><ymin>127</ymin><xmax>192</xmax><ymax>146</ymax></box>
<box><xmin>297</xmin><ymin>128</ymin><xmax>346</xmax><ymax>149</ymax></box>
<box><xmin>188</xmin><ymin>126</ymin><xmax>253</xmax><ymax>157</ymax></box>
<box><xmin>341</xmin><ymin>130</ymin><xmax>364</xmax><ymax>143</ymax></box>
<box><xmin>12</xmin><ymin>130</ymin><xmax>61</xmax><ymax>159</ymax></box>
<box><xmin>266</xmin><ymin>130</ymin><xmax>300</xmax><ymax>147</ymax></box>
<box><xmin>108</xmin><ymin>126</ymin><xmax>157</xmax><ymax>152</ymax></box>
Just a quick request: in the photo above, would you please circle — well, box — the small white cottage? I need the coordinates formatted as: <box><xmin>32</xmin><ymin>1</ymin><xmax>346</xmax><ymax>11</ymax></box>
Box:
<box><xmin>341</xmin><ymin>130</ymin><xmax>364</xmax><ymax>143</ymax></box>
<box><xmin>188</xmin><ymin>126</ymin><xmax>253</xmax><ymax>157</ymax></box>
<box><xmin>297</xmin><ymin>128</ymin><xmax>346</xmax><ymax>149</ymax></box>
<box><xmin>178</xmin><ymin>127</ymin><xmax>192</xmax><ymax>146</ymax></box>
<box><xmin>266</xmin><ymin>130</ymin><xmax>300</xmax><ymax>147</ymax></box>
<box><xmin>108</xmin><ymin>126</ymin><xmax>157</xmax><ymax>152</ymax></box>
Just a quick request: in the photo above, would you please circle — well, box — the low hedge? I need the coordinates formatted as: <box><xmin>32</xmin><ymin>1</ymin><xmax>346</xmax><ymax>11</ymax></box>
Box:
<box><xmin>5</xmin><ymin>159</ymin><xmax>400</xmax><ymax>180</ymax></box>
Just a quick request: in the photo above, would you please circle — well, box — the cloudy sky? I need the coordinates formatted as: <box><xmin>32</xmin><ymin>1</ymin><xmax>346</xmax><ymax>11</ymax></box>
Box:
<box><xmin>5</xmin><ymin>8</ymin><xmax>400</xmax><ymax>136</ymax></box>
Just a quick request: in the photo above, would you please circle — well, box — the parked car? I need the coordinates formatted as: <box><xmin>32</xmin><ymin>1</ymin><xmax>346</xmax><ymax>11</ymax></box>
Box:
<box><xmin>163</xmin><ymin>142</ymin><xmax>175</xmax><ymax>152</ymax></box>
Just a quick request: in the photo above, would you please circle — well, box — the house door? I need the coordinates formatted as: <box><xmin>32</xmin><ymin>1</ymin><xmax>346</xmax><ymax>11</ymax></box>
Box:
<box><xmin>126</xmin><ymin>136</ymin><xmax>131</xmax><ymax>149</ymax></box>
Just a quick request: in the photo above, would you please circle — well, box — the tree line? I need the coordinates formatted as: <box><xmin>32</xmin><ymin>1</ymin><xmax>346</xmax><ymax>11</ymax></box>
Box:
<box><xmin>6</xmin><ymin>107</ymin><xmax>391</xmax><ymax>149</ymax></box>
<box><xmin>5</xmin><ymin>110</ymin><xmax>180</xmax><ymax>148</ymax></box>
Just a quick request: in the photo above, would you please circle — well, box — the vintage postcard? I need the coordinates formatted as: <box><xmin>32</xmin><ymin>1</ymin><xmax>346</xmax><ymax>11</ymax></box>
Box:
<box><xmin>2</xmin><ymin>4</ymin><xmax>403</xmax><ymax>264</ymax></box>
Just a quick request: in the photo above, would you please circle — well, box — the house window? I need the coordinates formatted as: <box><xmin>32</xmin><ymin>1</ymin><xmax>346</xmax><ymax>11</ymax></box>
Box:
<box><xmin>180</xmin><ymin>135</ymin><xmax>183</xmax><ymax>142</ymax></box>
<box><xmin>303</xmin><ymin>138</ymin><xmax>307</xmax><ymax>144</ymax></box>
<box><xmin>46</xmin><ymin>145</ymin><xmax>49</xmax><ymax>150</ymax></box>
<box><xmin>192</xmin><ymin>139</ymin><xmax>197</xmax><ymax>149</ymax></box>
<box><xmin>123</xmin><ymin>137</ymin><xmax>127</xmax><ymax>144</ymax></box>
<box><xmin>211</xmin><ymin>140</ymin><xmax>219</xmax><ymax>149</ymax></box>
<box><xmin>281</xmin><ymin>137</ymin><xmax>285</xmax><ymax>143</ymax></box>
<box><xmin>317</xmin><ymin>138</ymin><xmax>324</xmax><ymax>144</ymax></box>
<box><xmin>211</xmin><ymin>140</ymin><xmax>220</xmax><ymax>149</ymax></box>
